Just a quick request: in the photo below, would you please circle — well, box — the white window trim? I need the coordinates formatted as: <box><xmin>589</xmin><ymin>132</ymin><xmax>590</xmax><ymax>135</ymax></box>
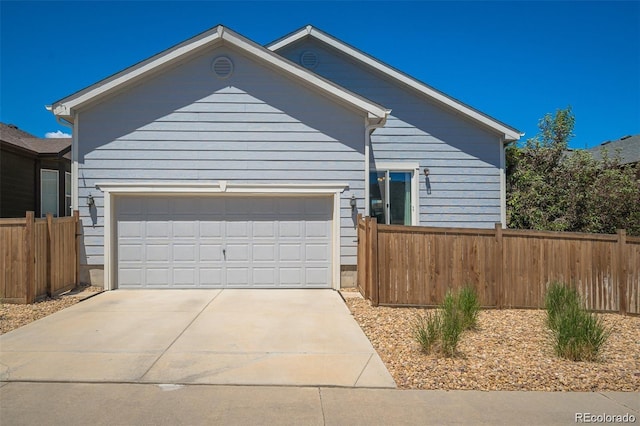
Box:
<box><xmin>40</xmin><ymin>169</ymin><xmax>59</xmax><ymax>218</ymax></box>
<box><xmin>370</xmin><ymin>162</ymin><xmax>420</xmax><ymax>226</ymax></box>
<box><xmin>96</xmin><ymin>181</ymin><xmax>348</xmax><ymax>291</ymax></box>
<box><xmin>65</xmin><ymin>171</ymin><xmax>72</xmax><ymax>216</ymax></box>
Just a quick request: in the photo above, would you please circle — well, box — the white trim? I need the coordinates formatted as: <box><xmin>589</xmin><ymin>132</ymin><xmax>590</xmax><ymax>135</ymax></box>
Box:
<box><xmin>499</xmin><ymin>138</ymin><xmax>507</xmax><ymax>228</ymax></box>
<box><xmin>65</xmin><ymin>171</ymin><xmax>72</xmax><ymax>216</ymax></box>
<box><xmin>268</xmin><ymin>26</ymin><xmax>521</xmax><ymax>141</ymax></box>
<box><xmin>40</xmin><ymin>169</ymin><xmax>59</xmax><ymax>218</ymax></box>
<box><xmin>98</xmin><ymin>182</ymin><xmax>347</xmax><ymax>291</ymax></box>
<box><xmin>369</xmin><ymin>163</ymin><xmax>419</xmax><ymax>226</ymax></box>
<box><xmin>72</xmin><ymin>116</ymin><xmax>79</xmax><ymax>211</ymax></box>
<box><xmin>51</xmin><ymin>26</ymin><xmax>388</xmax><ymax>125</ymax></box>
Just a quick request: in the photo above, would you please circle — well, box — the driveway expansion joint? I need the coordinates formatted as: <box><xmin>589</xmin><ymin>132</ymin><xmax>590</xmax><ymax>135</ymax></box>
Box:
<box><xmin>138</xmin><ymin>291</ymin><xmax>223</xmax><ymax>381</ymax></box>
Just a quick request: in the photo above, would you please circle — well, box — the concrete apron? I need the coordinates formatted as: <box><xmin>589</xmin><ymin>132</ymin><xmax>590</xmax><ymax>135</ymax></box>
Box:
<box><xmin>0</xmin><ymin>289</ymin><xmax>395</xmax><ymax>388</ymax></box>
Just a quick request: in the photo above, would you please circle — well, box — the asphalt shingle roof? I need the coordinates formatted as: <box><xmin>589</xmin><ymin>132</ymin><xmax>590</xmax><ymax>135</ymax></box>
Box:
<box><xmin>0</xmin><ymin>123</ymin><xmax>71</xmax><ymax>156</ymax></box>
<box><xmin>587</xmin><ymin>135</ymin><xmax>640</xmax><ymax>165</ymax></box>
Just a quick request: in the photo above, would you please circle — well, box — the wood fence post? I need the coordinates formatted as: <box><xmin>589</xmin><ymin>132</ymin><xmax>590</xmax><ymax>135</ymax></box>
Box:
<box><xmin>371</xmin><ymin>217</ymin><xmax>379</xmax><ymax>307</ymax></box>
<box><xmin>46</xmin><ymin>213</ymin><xmax>53</xmax><ymax>297</ymax></box>
<box><xmin>24</xmin><ymin>211</ymin><xmax>35</xmax><ymax>304</ymax></box>
<box><xmin>495</xmin><ymin>223</ymin><xmax>503</xmax><ymax>309</ymax></box>
<box><xmin>74</xmin><ymin>210</ymin><xmax>80</xmax><ymax>286</ymax></box>
<box><xmin>617</xmin><ymin>229</ymin><xmax>627</xmax><ymax>315</ymax></box>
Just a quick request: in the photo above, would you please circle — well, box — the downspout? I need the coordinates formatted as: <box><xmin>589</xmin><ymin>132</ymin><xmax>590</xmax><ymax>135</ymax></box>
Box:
<box><xmin>364</xmin><ymin>112</ymin><xmax>390</xmax><ymax>217</ymax></box>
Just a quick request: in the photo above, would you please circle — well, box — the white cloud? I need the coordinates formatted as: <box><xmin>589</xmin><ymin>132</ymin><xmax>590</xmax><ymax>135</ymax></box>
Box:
<box><xmin>45</xmin><ymin>130</ymin><xmax>71</xmax><ymax>138</ymax></box>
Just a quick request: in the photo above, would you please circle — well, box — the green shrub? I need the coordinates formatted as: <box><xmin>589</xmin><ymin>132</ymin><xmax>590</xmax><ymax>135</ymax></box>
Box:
<box><xmin>544</xmin><ymin>282</ymin><xmax>610</xmax><ymax>361</ymax></box>
<box><xmin>457</xmin><ymin>285</ymin><xmax>480</xmax><ymax>330</ymax></box>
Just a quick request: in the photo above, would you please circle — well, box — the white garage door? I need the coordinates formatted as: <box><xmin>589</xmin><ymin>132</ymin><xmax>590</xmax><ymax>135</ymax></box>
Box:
<box><xmin>116</xmin><ymin>195</ymin><xmax>332</xmax><ymax>288</ymax></box>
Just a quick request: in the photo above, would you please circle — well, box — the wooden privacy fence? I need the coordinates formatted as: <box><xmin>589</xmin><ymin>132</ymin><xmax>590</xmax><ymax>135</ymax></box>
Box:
<box><xmin>357</xmin><ymin>215</ymin><xmax>640</xmax><ymax>315</ymax></box>
<box><xmin>1</xmin><ymin>211</ymin><xmax>79</xmax><ymax>304</ymax></box>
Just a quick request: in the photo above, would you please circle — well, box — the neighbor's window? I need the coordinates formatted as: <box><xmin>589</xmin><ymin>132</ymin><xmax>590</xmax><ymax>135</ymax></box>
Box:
<box><xmin>41</xmin><ymin>169</ymin><xmax>59</xmax><ymax>217</ymax></box>
<box><xmin>65</xmin><ymin>172</ymin><xmax>72</xmax><ymax>216</ymax></box>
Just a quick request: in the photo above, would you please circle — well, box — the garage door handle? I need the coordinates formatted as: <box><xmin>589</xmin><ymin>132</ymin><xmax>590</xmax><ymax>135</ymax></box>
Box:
<box><xmin>223</xmin><ymin>248</ymin><xmax>226</xmax><ymax>259</ymax></box>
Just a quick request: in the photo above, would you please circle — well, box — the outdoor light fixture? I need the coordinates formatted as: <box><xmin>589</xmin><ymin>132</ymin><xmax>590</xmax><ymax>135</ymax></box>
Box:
<box><xmin>423</xmin><ymin>168</ymin><xmax>430</xmax><ymax>177</ymax></box>
<box><xmin>350</xmin><ymin>194</ymin><xmax>357</xmax><ymax>211</ymax></box>
<box><xmin>87</xmin><ymin>194</ymin><xmax>95</xmax><ymax>208</ymax></box>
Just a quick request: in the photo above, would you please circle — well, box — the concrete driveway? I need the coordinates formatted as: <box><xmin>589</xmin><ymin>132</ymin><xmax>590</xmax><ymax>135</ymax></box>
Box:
<box><xmin>0</xmin><ymin>290</ymin><xmax>395</xmax><ymax>388</ymax></box>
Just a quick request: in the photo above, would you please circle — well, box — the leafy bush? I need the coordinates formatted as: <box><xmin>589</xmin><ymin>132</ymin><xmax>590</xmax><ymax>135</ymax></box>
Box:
<box><xmin>457</xmin><ymin>285</ymin><xmax>480</xmax><ymax>330</ymax></box>
<box><xmin>413</xmin><ymin>287</ymin><xmax>478</xmax><ymax>357</ymax></box>
<box><xmin>544</xmin><ymin>282</ymin><xmax>610</xmax><ymax>361</ymax></box>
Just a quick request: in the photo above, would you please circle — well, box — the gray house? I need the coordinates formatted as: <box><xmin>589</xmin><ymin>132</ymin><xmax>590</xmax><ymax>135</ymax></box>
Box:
<box><xmin>50</xmin><ymin>25</ymin><xmax>521</xmax><ymax>290</ymax></box>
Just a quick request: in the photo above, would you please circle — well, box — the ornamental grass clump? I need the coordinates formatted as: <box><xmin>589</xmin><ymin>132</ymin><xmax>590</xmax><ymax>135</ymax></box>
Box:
<box><xmin>413</xmin><ymin>286</ymin><xmax>479</xmax><ymax>357</ymax></box>
<box><xmin>544</xmin><ymin>282</ymin><xmax>610</xmax><ymax>362</ymax></box>
<box><xmin>457</xmin><ymin>285</ymin><xmax>480</xmax><ymax>331</ymax></box>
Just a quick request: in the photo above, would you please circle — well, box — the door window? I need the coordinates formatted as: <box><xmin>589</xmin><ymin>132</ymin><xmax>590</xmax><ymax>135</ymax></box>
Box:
<box><xmin>369</xmin><ymin>170</ymin><xmax>413</xmax><ymax>225</ymax></box>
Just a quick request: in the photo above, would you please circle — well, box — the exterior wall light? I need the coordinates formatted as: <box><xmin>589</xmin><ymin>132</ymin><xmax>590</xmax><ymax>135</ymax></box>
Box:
<box><xmin>87</xmin><ymin>194</ymin><xmax>95</xmax><ymax>207</ymax></box>
<box><xmin>350</xmin><ymin>194</ymin><xmax>357</xmax><ymax>211</ymax></box>
<box><xmin>423</xmin><ymin>168</ymin><xmax>430</xmax><ymax>177</ymax></box>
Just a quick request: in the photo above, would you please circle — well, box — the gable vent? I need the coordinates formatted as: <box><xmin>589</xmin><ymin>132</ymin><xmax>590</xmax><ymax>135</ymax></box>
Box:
<box><xmin>300</xmin><ymin>51</ymin><xmax>319</xmax><ymax>69</ymax></box>
<box><xmin>212</xmin><ymin>56</ymin><xmax>234</xmax><ymax>79</ymax></box>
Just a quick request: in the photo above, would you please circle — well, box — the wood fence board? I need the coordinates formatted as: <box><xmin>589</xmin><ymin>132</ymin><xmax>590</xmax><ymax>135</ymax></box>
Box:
<box><xmin>0</xmin><ymin>212</ymin><xmax>78</xmax><ymax>304</ymax></box>
<box><xmin>357</xmin><ymin>218</ymin><xmax>639</xmax><ymax>315</ymax></box>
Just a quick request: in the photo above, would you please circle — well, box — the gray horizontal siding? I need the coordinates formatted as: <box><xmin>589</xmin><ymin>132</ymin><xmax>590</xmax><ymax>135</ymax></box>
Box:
<box><xmin>278</xmin><ymin>39</ymin><xmax>505</xmax><ymax>229</ymax></box>
<box><xmin>77</xmin><ymin>45</ymin><xmax>367</xmax><ymax>268</ymax></box>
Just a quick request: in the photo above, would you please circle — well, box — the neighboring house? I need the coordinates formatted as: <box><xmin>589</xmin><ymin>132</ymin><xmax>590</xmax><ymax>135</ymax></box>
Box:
<box><xmin>0</xmin><ymin>123</ymin><xmax>72</xmax><ymax>218</ymax></box>
<box><xmin>587</xmin><ymin>134</ymin><xmax>640</xmax><ymax>170</ymax></box>
<box><xmin>49</xmin><ymin>25</ymin><xmax>521</xmax><ymax>290</ymax></box>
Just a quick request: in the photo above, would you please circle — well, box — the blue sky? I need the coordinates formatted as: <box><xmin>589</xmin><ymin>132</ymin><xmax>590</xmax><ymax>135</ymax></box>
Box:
<box><xmin>1</xmin><ymin>1</ymin><xmax>638</xmax><ymax>148</ymax></box>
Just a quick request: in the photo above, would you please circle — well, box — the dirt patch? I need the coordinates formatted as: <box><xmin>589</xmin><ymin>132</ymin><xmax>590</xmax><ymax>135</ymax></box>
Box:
<box><xmin>344</xmin><ymin>295</ymin><xmax>640</xmax><ymax>391</ymax></box>
<box><xmin>1</xmin><ymin>285</ymin><xmax>103</xmax><ymax>335</ymax></box>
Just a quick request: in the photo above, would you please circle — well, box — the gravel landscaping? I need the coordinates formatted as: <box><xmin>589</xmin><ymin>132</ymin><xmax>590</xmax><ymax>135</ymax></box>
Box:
<box><xmin>0</xmin><ymin>285</ymin><xmax>103</xmax><ymax>335</ymax></box>
<box><xmin>343</xmin><ymin>292</ymin><xmax>640</xmax><ymax>391</ymax></box>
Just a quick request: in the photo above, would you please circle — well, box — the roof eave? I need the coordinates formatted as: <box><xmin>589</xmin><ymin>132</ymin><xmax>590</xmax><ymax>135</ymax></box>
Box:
<box><xmin>269</xmin><ymin>26</ymin><xmax>522</xmax><ymax>140</ymax></box>
<box><xmin>51</xmin><ymin>24</ymin><xmax>387</xmax><ymax>123</ymax></box>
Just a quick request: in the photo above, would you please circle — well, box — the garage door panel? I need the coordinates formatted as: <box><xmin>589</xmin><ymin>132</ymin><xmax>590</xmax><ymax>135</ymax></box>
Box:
<box><xmin>279</xmin><ymin>268</ymin><xmax>302</xmax><ymax>285</ymax></box>
<box><xmin>253</xmin><ymin>244</ymin><xmax>276</xmax><ymax>261</ymax></box>
<box><xmin>306</xmin><ymin>267</ymin><xmax>330</xmax><ymax>285</ymax></box>
<box><xmin>174</xmin><ymin>269</ymin><xmax>195</xmax><ymax>286</ymax></box>
<box><xmin>200</xmin><ymin>222</ymin><xmax>223</xmax><ymax>238</ymax></box>
<box><xmin>253</xmin><ymin>267</ymin><xmax>276</xmax><ymax>284</ymax></box>
<box><xmin>279</xmin><ymin>221</ymin><xmax>302</xmax><ymax>238</ymax></box>
<box><xmin>279</xmin><ymin>244</ymin><xmax>302</xmax><ymax>261</ymax></box>
<box><xmin>116</xmin><ymin>196</ymin><xmax>332</xmax><ymax>288</ymax></box>
<box><xmin>146</xmin><ymin>222</ymin><xmax>171</xmax><ymax>238</ymax></box>
<box><xmin>119</xmin><ymin>269</ymin><xmax>143</xmax><ymax>287</ymax></box>
<box><xmin>253</xmin><ymin>221</ymin><xmax>276</xmax><ymax>238</ymax></box>
<box><xmin>226</xmin><ymin>222</ymin><xmax>250</xmax><ymax>238</ymax></box>
<box><xmin>200</xmin><ymin>268</ymin><xmax>223</xmax><ymax>286</ymax></box>
<box><xmin>227</xmin><ymin>268</ymin><xmax>249</xmax><ymax>286</ymax></box>
<box><xmin>305</xmin><ymin>221</ymin><xmax>330</xmax><ymax>238</ymax></box>
<box><xmin>200</xmin><ymin>244</ymin><xmax>223</xmax><ymax>261</ymax></box>
<box><xmin>305</xmin><ymin>244</ymin><xmax>329</xmax><ymax>261</ymax></box>
<box><xmin>173</xmin><ymin>222</ymin><xmax>198</xmax><ymax>237</ymax></box>
<box><xmin>146</xmin><ymin>245</ymin><xmax>169</xmax><ymax>262</ymax></box>
<box><xmin>119</xmin><ymin>221</ymin><xmax>144</xmax><ymax>237</ymax></box>
<box><xmin>173</xmin><ymin>244</ymin><xmax>196</xmax><ymax>261</ymax></box>
<box><xmin>146</xmin><ymin>268</ymin><xmax>171</xmax><ymax>286</ymax></box>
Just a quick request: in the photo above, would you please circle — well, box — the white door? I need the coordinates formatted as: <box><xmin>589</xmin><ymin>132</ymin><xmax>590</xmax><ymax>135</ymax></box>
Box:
<box><xmin>116</xmin><ymin>195</ymin><xmax>332</xmax><ymax>288</ymax></box>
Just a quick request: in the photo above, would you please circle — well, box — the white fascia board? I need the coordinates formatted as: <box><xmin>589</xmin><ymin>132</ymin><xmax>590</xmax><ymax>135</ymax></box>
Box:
<box><xmin>52</xmin><ymin>28</ymin><xmax>224</xmax><ymax>120</ymax></box>
<box><xmin>221</xmin><ymin>30</ymin><xmax>387</xmax><ymax>121</ymax></box>
<box><xmin>53</xmin><ymin>25</ymin><xmax>387</xmax><ymax>124</ymax></box>
<box><xmin>96</xmin><ymin>181</ymin><xmax>349</xmax><ymax>194</ymax></box>
<box><xmin>269</xmin><ymin>27</ymin><xmax>521</xmax><ymax>141</ymax></box>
